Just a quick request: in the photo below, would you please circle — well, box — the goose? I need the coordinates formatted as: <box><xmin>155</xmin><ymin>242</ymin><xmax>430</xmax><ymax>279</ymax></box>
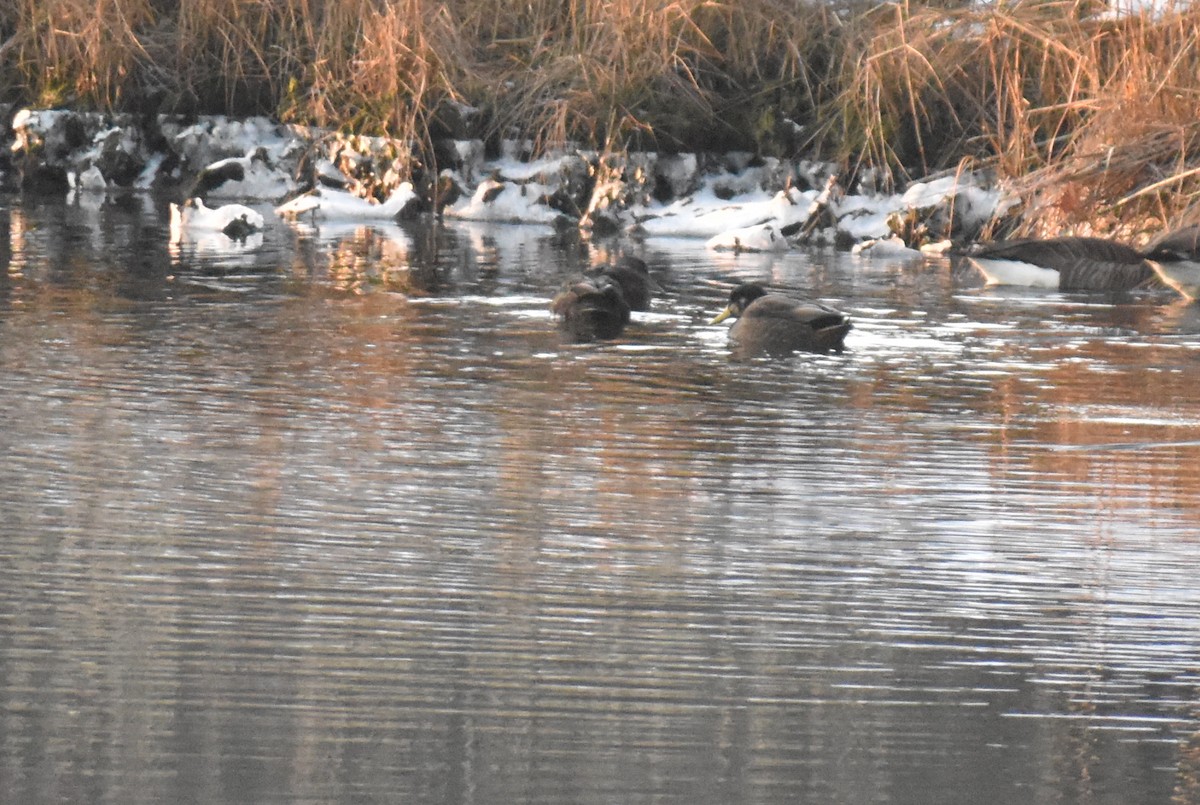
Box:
<box><xmin>710</xmin><ymin>283</ymin><xmax>851</xmax><ymax>356</ymax></box>
<box><xmin>1142</xmin><ymin>225</ymin><xmax>1200</xmax><ymax>300</ymax></box>
<box><xmin>958</xmin><ymin>236</ymin><xmax>1156</xmax><ymax>291</ymax></box>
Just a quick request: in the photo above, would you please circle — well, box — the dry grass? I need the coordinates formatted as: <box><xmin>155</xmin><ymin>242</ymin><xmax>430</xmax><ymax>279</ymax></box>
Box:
<box><xmin>5</xmin><ymin>0</ymin><xmax>156</xmax><ymax>108</ymax></box>
<box><xmin>1012</xmin><ymin>5</ymin><xmax>1200</xmax><ymax>238</ymax></box>
<box><xmin>837</xmin><ymin>0</ymin><xmax>1200</xmax><ymax>237</ymax></box>
<box><xmin>4</xmin><ymin>0</ymin><xmax>1200</xmax><ymax>234</ymax></box>
<box><xmin>0</xmin><ymin>0</ymin><xmax>840</xmax><ymax>151</ymax></box>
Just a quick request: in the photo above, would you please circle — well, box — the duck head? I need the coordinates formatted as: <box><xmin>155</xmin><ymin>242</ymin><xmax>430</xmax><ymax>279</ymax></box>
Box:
<box><xmin>710</xmin><ymin>283</ymin><xmax>768</xmax><ymax>324</ymax></box>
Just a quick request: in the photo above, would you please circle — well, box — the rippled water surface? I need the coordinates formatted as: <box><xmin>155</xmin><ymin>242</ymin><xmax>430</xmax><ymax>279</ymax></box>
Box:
<box><xmin>2</xmin><ymin>192</ymin><xmax>1200</xmax><ymax>804</ymax></box>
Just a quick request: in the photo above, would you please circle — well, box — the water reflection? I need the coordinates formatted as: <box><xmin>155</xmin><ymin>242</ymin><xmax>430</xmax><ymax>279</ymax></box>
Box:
<box><xmin>1</xmin><ymin>191</ymin><xmax>1199</xmax><ymax>804</ymax></box>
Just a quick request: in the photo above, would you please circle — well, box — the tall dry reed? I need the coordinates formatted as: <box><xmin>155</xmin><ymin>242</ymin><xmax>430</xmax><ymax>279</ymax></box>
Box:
<box><xmin>4</xmin><ymin>0</ymin><xmax>1200</xmax><ymax>234</ymax></box>
<box><xmin>836</xmin><ymin>0</ymin><xmax>1200</xmax><ymax>235</ymax></box>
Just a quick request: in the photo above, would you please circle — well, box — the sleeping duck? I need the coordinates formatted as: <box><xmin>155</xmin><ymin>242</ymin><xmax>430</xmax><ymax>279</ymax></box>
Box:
<box><xmin>551</xmin><ymin>276</ymin><xmax>632</xmax><ymax>342</ymax></box>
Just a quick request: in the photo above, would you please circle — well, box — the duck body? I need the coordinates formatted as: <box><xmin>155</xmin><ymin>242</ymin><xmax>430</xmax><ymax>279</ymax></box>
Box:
<box><xmin>169</xmin><ymin>198</ymin><xmax>264</xmax><ymax>241</ymax></box>
<box><xmin>1142</xmin><ymin>225</ymin><xmax>1200</xmax><ymax>300</ymax></box>
<box><xmin>586</xmin><ymin>256</ymin><xmax>655</xmax><ymax>311</ymax></box>
<box><xmin>551</xmin><ymin>277</ymin><xmax>632</xmax><ymax>342</ymax></box>
<box><xmin>961</xmin><ymin>237</ymin><xmax>1155</xmax><ymax>291</ymax></box>
<box><xmin>710</xmin><ymin>284</ymin><xmax>851</xmax><ymax>356</ymax></box>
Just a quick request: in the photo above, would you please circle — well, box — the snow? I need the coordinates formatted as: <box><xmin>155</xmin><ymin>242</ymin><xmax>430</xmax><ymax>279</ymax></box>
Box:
<box><xmin>6</xmin><ymin>108</ymin><xmax>1011</xmax><ymax>260</ymax></box>
<box><xmin>164</xmin><ymin>116</ymin><xmax>297</xmax><ymax>171</ymax></box>
<box><xmin>488</xmin><ymin>152</ymin><xmax>577</xmax><ymax>183</ymax></box>
<box><xmin>70</xmin><ymin>166</ymin><xmax>107</xmax><ymax>192</ymax></box>
<box><xmin>1099</xmin><ymin>0</ymin><xmax>1194</xmax><ymax>17</ymax></box>
<box><xmin>276</xmin><ymin>183</ymin><xmax>418</xmax><ymax>222</ymax></box>
<box><xmin>444</xmin><ymin>178</ymin><xmax>564</xmax><ymax>224</ymax></box>
<box><xmin>636</xmin><ymin>186</ymin><xmax>817</xmax><ymax>240</ymax></box>
<box><xmin>135</xmin><ymin>154</ymin><xmax>166</xmax><ymax>189</ymax></box>
<box><xmin>204</xmin><ymin>154</ymin><xmax>297</xmax><ymax>200</ymax></box>
<box><xmin>706</xmin><ymin>223</ymin><xmax>793</xmax><ymax>253</ymax></box>
<box><xmin>851</xmin><ymin>235</ymin><xmax>924</xmax><ymax>259</ymax></box>
<box><xmin>898</xmin><ymin>176</ymin><xmax>1017</xmax><ymax>234</ymax></box>
<box><xmin>170</xmin><ymin>198</ymin><xmax>265</xmax><ymax>238</ymax></box>
<box><xmin>835</xmin><ymin>194</ymin><xmax>896</xmax><ymax>241</ymax></box>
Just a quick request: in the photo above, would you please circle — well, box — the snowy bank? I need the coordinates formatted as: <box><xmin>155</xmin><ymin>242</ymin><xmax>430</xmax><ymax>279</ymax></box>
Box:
<box><xmin>2</xmin><ymin>108</ymin><xmax>1011</xmax><ymax>253</ymax></box>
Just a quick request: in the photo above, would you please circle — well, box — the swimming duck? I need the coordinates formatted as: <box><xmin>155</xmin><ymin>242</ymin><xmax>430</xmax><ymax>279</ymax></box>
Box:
<box><xmin>710</xmin><ymin>283</ymin><xmax>851</xmax><ymax>356</ymax></box>
<box><xmin>586</xmin><ymin>255</ymin><xmax>656</xmax><ymax>311</ymax></box>
<box><xmin>551</xmin><ymin>277</ymin><xmax>631</xmax><ymax>342</ymax></box>
<box><xmin>169</xmin><ymin>198</ymin><xmax>264</xmax><ymax>241</ymax></box>
<box><xmin>958</xmin><ymin>237</ymin><xmax>1156</xmax><ymax>291</ymax></box>
<box><xmin>1142</xmin><ymin>225</ymin><xmax>1200</xmax><ymax>300</ymax></box>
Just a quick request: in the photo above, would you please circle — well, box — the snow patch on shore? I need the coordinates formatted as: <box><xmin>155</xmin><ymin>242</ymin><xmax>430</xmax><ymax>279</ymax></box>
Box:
<box><xmin>6</xmin><ymin>108</ymin><xmax>1009</xmax><ymax>254</ymax></box>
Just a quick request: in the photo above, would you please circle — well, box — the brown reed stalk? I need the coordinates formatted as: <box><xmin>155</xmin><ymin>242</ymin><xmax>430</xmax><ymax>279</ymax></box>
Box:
<box><xmin>6</xmin><ymin>0</ymin><xmax>154</xmax><ymax>108</ymax></box>
<box><xmin>5</xmin><ymin>0</ymin><xmax>1200</xmax><ymax>235</ymax></box>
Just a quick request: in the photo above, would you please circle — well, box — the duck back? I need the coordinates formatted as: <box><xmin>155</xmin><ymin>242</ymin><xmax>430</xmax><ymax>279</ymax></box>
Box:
<box><xmin>587</xmin><ymin>256</ymin><xmax>654</xmax><ymax>311</ymax></box>
<box><xmin>730</xmin><ymin>294</ymin><xmax>851</xmax><ymax>356</ymax></box>
<box><xmin>551</xmin><ymin>279</ymin><xmax>631</xmax><ymax>342</ymax></box>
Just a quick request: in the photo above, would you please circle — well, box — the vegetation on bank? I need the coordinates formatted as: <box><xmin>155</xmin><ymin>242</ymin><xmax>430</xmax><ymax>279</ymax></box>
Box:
<box><xmin>2</xmin><ymin>0</ymin><xmax>1200</xmax><ymax>238</ymax></box>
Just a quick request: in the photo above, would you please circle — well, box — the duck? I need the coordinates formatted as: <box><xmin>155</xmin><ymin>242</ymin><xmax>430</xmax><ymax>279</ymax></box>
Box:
<box><xmin>550</xmin><ymin>276</ymin><xmax>631</xmax><ymax>342</ymax></box>
<box><xmin>1141</xmin><ymin>224</ymin><xmax>1200</xmax><ymax>300</ymax></box>
<box><xmin>275</xmin><ymin>182</ymin><xmax>419</xmax><ymax>222</ymax></box>
<box><xmin>710</xmin><ymin>283</ymin><xmax>851</xmax><ymax>356</ymax></box>
<box><xmin>957</xmin><ymin>236</ymin><xmax>1156</xmax><ymax>291</ymax></box>
<box><xmin>169</xmin><ymin>197</ymin><xmax>264</xmax><ymax>241</ymax></box>
<box><xmin>585</xmin><ymin>255</ymin><xmax>656</xmax><ymax>311</ymax></box>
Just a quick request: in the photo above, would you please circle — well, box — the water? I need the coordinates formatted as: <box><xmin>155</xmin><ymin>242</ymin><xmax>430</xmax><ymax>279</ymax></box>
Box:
<box><xmin>2</xmin><ymin>191</ymin><xmax>1200</xmax><ymax>804</ymax></box>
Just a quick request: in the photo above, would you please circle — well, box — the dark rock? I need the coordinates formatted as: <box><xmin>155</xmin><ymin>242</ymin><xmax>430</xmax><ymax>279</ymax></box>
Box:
<box><xmin>22</xmin><ymin>164</ymin><xmax>70</xmax><ymax>194</ymax></box>
<box><xmin>189</xmin><ymin>159</ymin><xmax>246</xmax><ymax>196</ymax></box>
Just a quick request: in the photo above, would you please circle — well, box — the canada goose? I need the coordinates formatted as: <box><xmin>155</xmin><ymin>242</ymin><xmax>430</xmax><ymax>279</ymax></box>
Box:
<box><xmin>551</xmin><ymin>277</ymin><xmax>632</xmax><ymax>342</ymax></box>
<box><xmin>709</xmin><ymin>283</ymin><xmax>851</xmax><ymax>356</ymax></box>
<box><xmin>959</xmin><ymin>237</ymin><xmax>1156</xmax><ymax>291</ymax></box>
<box><xmin>1142</xmin><ymin>225</ymin><xmax>1200</xmax><ymax>301</ymax></box>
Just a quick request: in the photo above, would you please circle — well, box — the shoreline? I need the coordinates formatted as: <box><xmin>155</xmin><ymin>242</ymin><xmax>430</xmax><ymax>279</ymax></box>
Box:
<box><xmin>1</xmin><ymin>108</ymin><xmax>1006</xmax><ymax>257</ymax></box>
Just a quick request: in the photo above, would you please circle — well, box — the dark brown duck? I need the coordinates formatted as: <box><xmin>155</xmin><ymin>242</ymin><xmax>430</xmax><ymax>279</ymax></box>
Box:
<box><xmin>710</xmin><ymin>283</ymin><xmax>851</xmax><ymax>356</ymax></box>
<box><xmin>551</xmin><ymin>277</ymin><xmax>632</xmax><ymax>342</ymax></box>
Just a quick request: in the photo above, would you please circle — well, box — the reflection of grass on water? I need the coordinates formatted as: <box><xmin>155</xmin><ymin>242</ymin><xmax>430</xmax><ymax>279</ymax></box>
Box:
<box><xmin>5</xmin><ymin>1</ymin><xmax>1200</xmax><ymax>235</ymax></box>
<box><xmin>314</xmin><ymin>226</ymin><xmax>415</xmax><ymax>296</ymax></box>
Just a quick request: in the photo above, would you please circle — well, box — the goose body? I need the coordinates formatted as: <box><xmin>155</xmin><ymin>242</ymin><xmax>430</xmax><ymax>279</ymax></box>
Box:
<box><xmin>275</xmin><ymin>183</ymin><xmax>419</xmax><ymax>222</ymax></box>
<box><xmin>169</xmin><ymin>198</ymin><xmax>264</xmax><ymax>241</ymax></box>
<box><xmin>710</xmin><ymin>284</ymin><xmax>851</xmax><ymax>356</ymax></box>
<box><xmin>551</xmin><ymin>277</ymin><xmax>632</xmax><ymax>342</ymax></box>
<box><xmin>961</xmin><ymin>237</ymin><xmax>1155</xmax><ymax>291</ymax></box>
<box><xmin>1142</xmin><ymin>225</ymin><xmax>1200</xmax><ymax>300</ymax></box>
